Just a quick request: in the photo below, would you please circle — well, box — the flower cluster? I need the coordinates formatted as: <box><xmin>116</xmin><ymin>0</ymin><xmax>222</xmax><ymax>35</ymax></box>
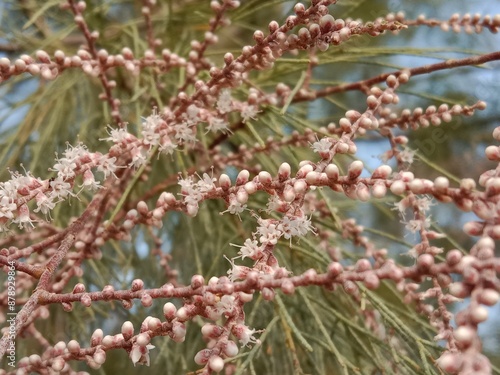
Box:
<box><xmin>1</xmin><ymin>0</ymin><xmax>500</xmax><ymax>375</ymax></box>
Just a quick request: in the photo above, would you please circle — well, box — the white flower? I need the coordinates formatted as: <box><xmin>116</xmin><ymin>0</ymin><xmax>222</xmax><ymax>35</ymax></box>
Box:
<box><xmin>50</xmin><ymin>177</ymin><xmax>75</xmax><ymax>199</ymax></box>
<box><xmin>227</xmin><ymin>200</ymin><xmax>246</xmax><ymax>215</ymax></box>
<box><xmin>206</xmin><ymin>117</ymin><xmax>230</xmax><ymax>133</ymax></box>
<box><xmin>34</xmin><ymin>192</ymin><xmax>57</xmax><ymax>215</ymax></box>
<box><xmin>311</xmin><ymin>138</ymin><xmax>332</xmax><ymax>154</ymax></box>
<box><xmin>174</xmin><ymin>122</ymin><xmax>196</xmax><ymax>143</ymax></box>
<box><xmin>217</xmin><ymin>89</ymin><xmax>232</xmax><ymax>113</ymax></box>
<box><xmin>225</xmin><ymin>256</ymin><xmax>251</xmax><ymax>281</ymax></box>
<box><xmin>212</xmin><ymin>295</ymin><xmax>237</xmax><ymax>317</ymax></box>
<box><xmin>100</xmin><ymin>125</ymin><xmax>131</xmax><ymax>144</ymax></box>
<box><xmin>256</xmin><ymin>218</ymin><xmax>282</xmax><ymax>245</ymax></box>
<box><xmin>240</xmin><ymin>105</ymin><xmax>259</xmax><ymax>123</ymax></box>
<box><xmin>142</xmin><ymin>110</ymin><xmax>162</xmax><ymax>132</ymax></box>
<box><xmin>266</xmin><ymin>195</ymin><xmax>284</xmax><ymax>213</ymax></box>
<box><xmin>196</xmin><ymin>173</ymin><xmax>216</xmax><ymax>193</ymax></box>
<box><xmin>178</xmin><ymin>176</ymin><xmax>203</xmax><ymax>205</ymax></box>
<box><xmin>400</xmin><ymin>148</ymin><xmax>416</xmax><ymax>164</ymax></box>
<box><xmin>142</xmin><ymin>128</ymin><xmax>161</xmax><ymax>147</ymax></box>
<box><xmin>52</xmin><ymin>158</ymin><xmax>77</xmax><ymax>179</ymax></box>
<box><xmin>0</xmin><ymin>181</ymin><xmax>18</xmax><ymax>200</ymax></box>
<box><xmin>0</xmin><ymin>196</ymin><xmax>16</xmax><ymax>220</ymax></box>
<box><xmin>129</xmin><ymin>147</ymin><xmax>148</xmax><ymax>168</ymax></box>
<box><xmin>416</xmin><ymin>196</ymin><xmax>434</xmax><ymax>212</ymax></box>
<box><xmin>404</xmin><ymin>217</ymin><xmax>431</xmax><ymax>233</ymax></box>
<box><xmin>278</xmin><ymin>215</ymin><xmax>316</xmax><ymax>239</ymax></box>
<box><xmin>231</xmin><ymin>239</ymin><xmax>263</xmax><ymax>260</ymax></box>
<box><xmin>130</xmin><ymin>343</ymin><xmax>155</xmax><ymax>366</ymax></box>
<box><xmin>186</xmin><ymin>104</ymin><xmax>200</xmax><ymax>120</ymax></box>
<box><xmin>392</xmin><ymin>198</ymin><xmax>410</xmax><ymax>219</ymax></box>
<box><xmin>13</xmin><ymin>204</ymin><xmax>35</xmax><ymax>230</ymax></box>
<box><xmin>159</xmin><ymin>137</ymin><xmax>178</xmax><ymax>155</ymax></box>
<box><xmin>97</xmin><ymin>155</ymin><xmax>118</xmax><ymax>178</ymax></box>
<box><xmin>232</xmin><ymin>324</ymin><xmax>260</xmax><ymax>347</ymax></box>
<box><xmin>63</xmin><ymin>143</ymin><xmax>88</xmax><ymax>161</ymax></box>
<box><xmin>80</xmin><ymin>170</ymin><xmax>101</xmax><ymax>191</ymax></box>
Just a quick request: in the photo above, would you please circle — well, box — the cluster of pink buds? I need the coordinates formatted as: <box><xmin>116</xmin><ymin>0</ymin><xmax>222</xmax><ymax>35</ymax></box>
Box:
<box><xmin>1</xmin><ymin>0</ymin><xmax>500</xmax><ymax>374</ymax></box>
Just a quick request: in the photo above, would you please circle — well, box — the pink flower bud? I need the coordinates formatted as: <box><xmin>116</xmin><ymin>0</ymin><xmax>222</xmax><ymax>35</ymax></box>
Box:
<box><xmin>281</xmin><ymin>279</ymin><xmax>295</xmax><ymax>294</ymax></box>
<box><xmin>141</xmin><ymin>293</ymin><xmax>153</xmax><ymax>307</ymax></box>
<box><xmin>294</xmin><ymin>162</ymin><xmax>312</xmax><ymax>177</ymax></box>
<box><xmin>454</xmin><ymin>326</ymin><xmax>475</xmax><ymax>347</ymax></box>
<box><xmin>327</xmin><ymin>262</ymin><xmax>343</xmax><ymax>278</ymax></box>
<box><xmin>67</xmin><ymin>340</ymin><xmax>80</xmax><ymax>353</ymax></box>
<box><xmin>36</xmin><ymin>50</ymin><xmax>51</xmax><ymax>63</ymax></box>
<box><xmin>372</xmin><ymin>165</ymin><xmax>392</xmax><ymax>179</ymax></box>
<box><xmin>366</xmin><ymin>95</ymin><xmax>378</xmax><ymax>108</ymax></box>
<box><xmin>176</xmin><ymin>307</ymin><xmax>189</xmax><ymax>321</ymax></box>
<box><xmin>417</xmin><ymin>254</ymin><xmax>434</xmax><ymax>270</ymax></box>
<box><xmin>239</xmin><ymin>292</ymin><xmax>253</xmax><ymax>303</ymax></box>
<box><xmin>479</xmin><ymin>289</ymin><xmax>500</xmax><ymax>306</ymax></box>
<box><xmin>209</xmin><ymin>356</ymin><xmax>224</xmax><ymax>372</ymax></box>
<box><xmin>278</xmin><ymin>162</ymin><xmax>291</xmax><ymax>180</ymax></box>
<box><xmin>236</xmin><ymin>170</ymin><xmax>250</xmax><ymax>185</ymax></box>
<box><xmin>0</xmin><ymin>57</ymin><xmax>10</xmax><ymax>69</ymax></box>
<box><xmin>122</xmin><ymin>321</ymin><xmax>134</xmax><ymax>340</ymax></box>
<box><xmin>305</xmin><ymin>171</ymin><xmax>321</xmax><ymax>185</ymax></box>
<box><xmin>224</xmin><ymin>340</ymin><xmax>239</xmax><ymax>357</ymax></box>
<box><xmin>93</xmin><ymin>348</ymin><xmax>106</xmax><ymax>365</ymax></box>
<box><xmin>283</xmin><ymin>186</ymin><xmax>296</xmax><ymax>202</ymax></box>
<box><xmin>293</xmin><ymin>3</ymin><xmax>305</xmax><ymax>15</ymax></box>
<box><xmin>485</xmin><ymin>145</ymin><xmax>500</xmax><ymax>161</ymax></box>
<box><xmin>364</xmin><ymin>273</ymin><xmax>380</xmax><ymax>290</ymax></box>
<box><xmin>102</xmin><ymin>285</ymin><xmax>115</xmax><ymax>298</ymax></box>
<box><xmin>409</xmin><ymin>179</ymin><xmax>425</xmax><ymax>194</ymax></box>
<box><xmin>244</xmin><ymin>181</ymin><xmax>257</xmax><ymax>194</ymax></box>
<box><xmin>460</xmin><ymin>178</ymin><xmax>476</xmax><ymax>191</ymax></box>
<box><xmin>293</xmin><ymin>180</ymin><xmax>307</xmax><ymax>194</ymax></box>
<box><xmin>258</xmin><ymin>171</ymin><xmax>273</xmax><ymax>185</ymax></box>
<box><xmin>186</xmin><ymin>203</ymin><xmax>199</xmax><ymax>217</ymax></box>
<box><xmin>356</xmin><ymin>184</ymin><xmax>370</xmax><ymax>201</ymax></box>
<box><xmin>131</xmin><ymin>279</ymin><xmax>144</xmax><ymax>291</ymax></box>
<box><xmin>163</xmin><ymin>302</ymin><xmax>177</xmax><ymax>320</ymax></box>
<box><xmin>449</xmin><ymin>282</ymin><xmax>470</xmax><ymax>298</ymax></box>
<box><xmin>236</xmin><ymin>189</ymin><xmax>249</xmax><ymax>204</ymax></box>
<box><xmin>219</xmin><ymin>174</ymin><xmax>231</xmax><ymax>190</ymax></box>
<box><xmin>91</xmin><ymin>329</ymin><xmax>104</xmax><ymax>346</ymax></box>
<box><xmin>470</xmin><ymin>306</ymin><xmax>489</xmax><ymax>323</ymax></box>
<box><xmin>390</xmin><ymin>180</ymin><xmax>406</xmax><ymax>195</ymax></box>
<box><xmin>136</xmin><ymin>333</ymin><xmax>150</xmax><ymax>347</ymax></box>
<box><xmin>446</xmin><ymin>249</ymin><xmax>463</xmax><ymax>266</ymax></box>
<box><xmin>52</xmin><ymin>358</ymin><xmax>65</xmax><ymax>372</ymax></box>
<box><xmin>191</xmin><ymin>275</ymin><xmax>204</xmax><ymax>289</ymax></box>
<box><xmin>261</xmin><ymin>287</ymin><xmax>275</xmax><ymax>300</ymax></box>
<box><xmin>372</xmin><ymin>182</ymin><xmax>387</xmax><ymax>198</ymax></box>
<box><xmin>81</xmin><ymin>294</ymin><xmax>92</xmax><ymax>307</ymax></box>
<box><xmin>319</xmin><ymin>14</ymin><xmax>335</xmax><ymax>32</ymax></box>
<box><xmin>201</xmin><ymin>324</ymin><xmax>224</xmax><ymax>338</ymax></box>
<box><xmin>72</xmin><ymin>283</ymin><xmax>86</xmax><ymax>293</ymax></box>
<box><xmin>472</xmin><ymin>200</ymin><xmax>494</xmax><ymax>220</ymax></box>
<box><xmin>137</xmin><ymin>201</ymin><xmax>149</xmax><ymax>215</ymax></box>
<box><xmin>172</xmin><ymin>321</ymin><xmax>187</xmax><ymax>342</ymax></box>
<box><xmin>147</xmin><ymin>317</ymin><xmax>162</xmax><ymax>331</ymax></box>
<box><xmin>343</xmin><ymin>280</ymin><xmax>358</xmax><ymax>295</ymax></box>
<box><xmin>463</xmin><ymin>221</ymin><xmax>484</xmax><ymax>236</ymax></box>
<box><xmin>347</xmin><ymin>161</ymin><xmax>363</xmax><ymax>179</ymax></box>
<box><xmin>437</xmin><ymin>352</ymin><xmax>462</xmax><ymax>373</ymax></box>
<box><xmin>434</xmin><ymin>176</ymin><xmax>449</xmax><ymax>191</ymax></box>
<box><xmin>493</xmin><ymin>126</ymin><xmax>500</xmax><ymax>141</ymax></box>
<box><xmin>194</xmin><ymin>349</ymin><xmax>212</xmax><ymax>365</ymax></box>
